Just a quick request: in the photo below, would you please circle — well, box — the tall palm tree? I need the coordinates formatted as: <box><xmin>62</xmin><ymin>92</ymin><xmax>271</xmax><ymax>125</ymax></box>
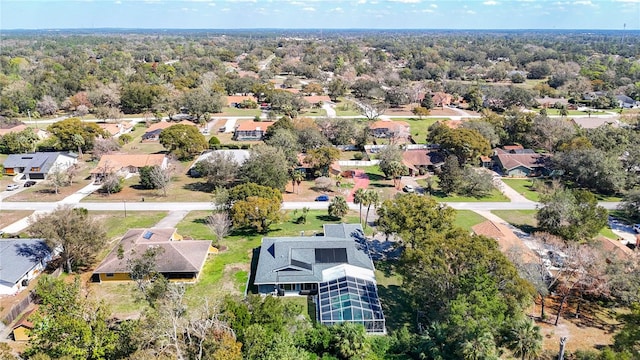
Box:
<box><xmin>362</xmin><ymin>189</ymin><xmax>380</xmax><ymax>229</ymax></box>
<box><xmin>353</xmin><ymin>188</ymin><xmax>366</xmax><ymax>224</ymax></box>
<box><xmin>508</xmin><ymin>319</ymin><xmax>543</xmax><ymax>360</ymax></box>
<box><xmin>291</xmin><ymin>170</ymin><xmax>305</xmax><ymax>194</ymax></box>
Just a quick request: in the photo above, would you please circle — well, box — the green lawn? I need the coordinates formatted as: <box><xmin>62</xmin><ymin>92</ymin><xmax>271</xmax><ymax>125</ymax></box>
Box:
<box><xmin>299</xmin><ymin>108</ymin><xmax>327</xmax><ymax>117</ymax></box>
<box><xmin>218</xmin><ymin>107</ymin><xmax>262</xmax><ymax>117</ymax></box>
<box><xmin>492</xmin><ymin>210</ymin><xmax>538</xmax><ymax>233</ymax></box>
<box><xmin>454</xmin><ymin>210</ymin><xmax>488</xmax><ymax>230</ymax></box>
<box><xmin>502</xmin><ymin>178</ymin><xmax>541</xmax><ymax>202</ymax></box>
<box><xmin>334</xmin><ymin>99</ymin><xmax>361</xmax><ymax>116</ymax></box>
<box><xmin>98</xmin><ymin>211</ymin><xmax>169</xmax><ymax>239</ymax></box>
<box><xmin>542</xmin><ymin>109</ymin><xmax>590</xmax><ymax>116</ymax></box>
<box><xmin>374</xmin><ymin>263</ymin><xmax>411</xmax><ymax>331</ymax></box>
<box><xmin>389</xmin><ymin>117</ymin><xmax>446</xmax><ymax>143</ymax></box>
<box><xmin>599</xmin><ymin>227</ymin><xmax>618</xmax><ymax>240</ymax></box>
<box><xmin>432</xmin><ymin>189</ymin><xmax>509</xmax><ymax>202</ymax></box>
<box><xmin>178</xmin><ymin>209</ymin><xmax>362</xmax><ymax>303</ymax></box>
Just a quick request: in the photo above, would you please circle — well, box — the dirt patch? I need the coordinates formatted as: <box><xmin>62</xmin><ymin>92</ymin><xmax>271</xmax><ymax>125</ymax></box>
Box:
<box><xmin>0</xmin><ymin>211</ymin><xmax>33</xmax><ymax>229</ymax></box>
<box><xmin>219</xmin><ymin>263</ymin><xmax>250</xmax><ymax>295</ymax></box>
<box><xmin>529</xmin><ymin>295</ymin><xmax>622</xmax><ymax>353</ymax></box>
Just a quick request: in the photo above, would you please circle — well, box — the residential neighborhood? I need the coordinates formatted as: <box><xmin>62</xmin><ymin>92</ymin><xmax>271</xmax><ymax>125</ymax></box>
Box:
<box><xmin>0</xmin><ymin>25</ymin><xmax>640</xmax><ymax>360</ymax></box>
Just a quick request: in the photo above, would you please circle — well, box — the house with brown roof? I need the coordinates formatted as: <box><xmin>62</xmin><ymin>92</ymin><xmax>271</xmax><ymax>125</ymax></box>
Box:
<box><xmin>472</xmin><ymin>220</ymin><xmax>538</xmax><ymax>263</ymax></box>
<box><xmin>432</xmin><ymin>92</ymin><xmax>453</xmax><ymax>108</ymax></box>
<box><xmin>493</xmin><ymin>146</ymin><xmax>549</xmax><ymax>177</ymax></box>
<box><xmin>12</xmin><ymin>307</ymin><xmax>37</xmax><ymax>341</ymax></box>
<box><xmin>97</xmin><ymin>122</ymin><xmax>133</xmax><ymax>138</ymax></box>
<box><xmin>401</xmin><ymin>149</ymin><xmax>445</xmax><ymax>176</ymax></box>
<box><xmin>370</xmin><ymin>120</ymin><xmax>410</xmax><ymax>139</ymax></box>
<box><xmin>303</xmin><ymin>95</ymin><xmax>332</xmax><ymax>107</ymax></box>
<box><xmin>227</xmin><ymin>95</ymin><xmax>258</xmax><ymax>107</ymax></box>
<box><xmin>0</xmin><ymin>123</ymin><xmax>48</xmax><ymax>139</ymax></box>
<box><xmin>92</xmin><ymin>228</ymin><xmax>212</xmax><ymax>283</ymax></box>
<box><xmin>233</xmin><ymin>121</ymin><xmax>274</xmax><ymax>141</ymax></box>
<box><xmin>535</xmin><ymin>97</ymin><xmax>569</xmax><ymax>109</ymax></box>
<box><xmin>90</xmin><ymin>154</ymin><xmax>168</xmax><ymax>180</ymax></box>
<box><xmin>142</xmin><ymin>120</ymin><xmax>196</xmax><ymax>142</ymax></box>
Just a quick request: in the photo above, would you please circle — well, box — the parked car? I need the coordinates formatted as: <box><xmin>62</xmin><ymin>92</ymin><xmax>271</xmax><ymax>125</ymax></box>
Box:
<box><xmin>24</xmin><ymin>180</ymin><xmax>36</xmax><ymax>187</ymax></box>
<box><xmin>402</xmin><ymin>185</ymin><xmax>415</xmax><ymax>193</ymax></box>
<box><xmin>6</xmin><ymin>184</ymin><xmax>20</xmax><ymax>191</ymax></box>
<box><xmin>633</xmin><ymin>224</ymin><xmax>640</xmax><ymax>234</ymax></box>
<box><xmin>315</xmin><ymin>194</ymin><xmax>330</xmax><ymax>202</ymax></box>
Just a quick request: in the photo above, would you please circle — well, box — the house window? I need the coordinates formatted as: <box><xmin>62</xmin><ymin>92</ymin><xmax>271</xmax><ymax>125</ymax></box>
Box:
<box><xmin>106</xmin><ymin>273</ymin><xmax>114</xmax><ymax>277</ymax></box>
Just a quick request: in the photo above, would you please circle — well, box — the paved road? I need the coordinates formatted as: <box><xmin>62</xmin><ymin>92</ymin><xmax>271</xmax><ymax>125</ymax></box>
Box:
<box><xmin>0</xmin><ymin>200</ymin><xmax>621</xmax><ymax>212</ymax></box>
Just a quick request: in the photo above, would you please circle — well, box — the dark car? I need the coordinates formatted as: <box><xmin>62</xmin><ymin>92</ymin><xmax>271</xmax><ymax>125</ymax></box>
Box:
<box><xmin>315</xmin><ymin>194</ymin><xmax>329</xmax><ymax>202</ymax></box>
<box><xmin>24</xmin><ymin>180</ymin><xmax>36</xmax><ymax>187</ymax></box>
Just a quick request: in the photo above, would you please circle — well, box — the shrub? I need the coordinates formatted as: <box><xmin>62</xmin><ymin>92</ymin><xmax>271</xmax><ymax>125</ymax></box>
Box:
<box><xmin>353</xmin><ymin>152</ymin><xmax>364</xmax><ymax>160</ymax></box>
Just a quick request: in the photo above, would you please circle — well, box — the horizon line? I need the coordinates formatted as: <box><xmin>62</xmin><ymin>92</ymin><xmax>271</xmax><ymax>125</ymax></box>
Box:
<box><xmin>3</xmin><ymin>27</ymin><xmax>639</xmax><ymax>32</ymax></box>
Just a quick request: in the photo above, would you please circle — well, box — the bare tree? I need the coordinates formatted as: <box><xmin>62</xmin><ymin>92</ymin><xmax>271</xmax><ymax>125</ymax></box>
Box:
<box><xmin>206</xmin><ymin>212</ymin><xmax>231</xmax><ymax>246</ymax></box>
<box><xmin>47</xmin><ymin>164</ymin><xmax>69</xmax><ymax>194</ymax></box>
<box><xmin>358</xmin><ymin>99</ymin><xmax>388</xmax><ymax>121</ymax></box>
<box><xmin>148</xmin><ymin>165</ymin><xmax>172</xmax><ymax>197</ymax></box>
<box><xmin>92</xmin><ymin>138</ymin><xmax>121</xmax><ymax>161</ymax></box>
<box><xmin>314</xmin><ymin>176</ymin><xmax>333</xmax><ymax>192</ymax></box>
<box><xmin>75</xmin><ymin>104</ymin><xmax>89</xmax><ymax>117</ymax></box>
<box><xmin>66</xmin><ymin>162</ymin><xmax>84</xmax><ymax>185</ymax></box>
<box><xmin>36</xmin><ymin>95</ymin><xmax>59</xmax><ymax>116</ymax></box>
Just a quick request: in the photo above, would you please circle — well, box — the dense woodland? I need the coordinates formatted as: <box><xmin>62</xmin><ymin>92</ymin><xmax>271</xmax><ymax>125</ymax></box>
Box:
<box><xmin>1</xmin><ymin>30</ymin><xmax>640</xmax><ymax>359</ymax></box>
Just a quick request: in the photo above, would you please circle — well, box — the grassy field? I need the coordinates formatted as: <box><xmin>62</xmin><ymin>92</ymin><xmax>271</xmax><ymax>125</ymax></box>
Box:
<box><xmin>454</xmin><ymin>210</ymin><xmax>487</xmax><ymax>230</ymax></box>
<box><xmin>217</xmin><ymin>107</ymin><xmax>261</xmax><ymax>117</ymax></box>
<box><xmin>502</xmin><ymin>178</ymin><xmax>541</xmax><ymax>202</ymax></box>
<box><xmin>392</xmin><ymin>117</ymin><xmax>446</xmax><ymax>143</ymax></box>
<box><xmin>299</xmin><ymin>108</ymin><xmax>327</xmax><ymax>117</ymax></box>
<box><xmin>492</xmin><ymin>209</ymin><xmax>538</xmax><ymax>233</ymax></box>
<box><xmin>334</xmin><ymin>99</ymin><xmax>361</xmax><ymax>116</ymax></box>
<box><xmin>94</xmin><ymin>211</ymin><xmax>169</xmax><ymax>239</ymax></box>
<box><xmin>432</xmin><ymin>188</ymin><xmax>510</xmax><ymax>202</ymax></box>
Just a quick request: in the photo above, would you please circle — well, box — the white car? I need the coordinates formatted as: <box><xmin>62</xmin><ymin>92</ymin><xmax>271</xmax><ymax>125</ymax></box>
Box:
<box><xmin>633</xmin><ymin>224</ymin><xmax>640</xmax><ymax>234</ymax></box>
<box><xmin>6</xmin><ymin>184</ymin><xmax>20</xmax><ymax>191</ymax></box>
<box><xmin>403</xmin><ymin>185</ymin><xmax>415</xmax><ymax>193</ymax></box>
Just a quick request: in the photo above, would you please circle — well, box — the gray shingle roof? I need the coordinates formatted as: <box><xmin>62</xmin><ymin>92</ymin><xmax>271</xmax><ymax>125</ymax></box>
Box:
<box><xmin>0</xmin><ymin>239</ymin><xmax>51</xmax><ymax>287</ymax></box>
<box><xmin>3</xmin><ymin>152</ymin><xmax>76</xmax><ymax>176</ymax></box>
<box><xmin>254</xmin><ymin>224</ymin><xmax>374</xmax><ymax>285</ymax></box>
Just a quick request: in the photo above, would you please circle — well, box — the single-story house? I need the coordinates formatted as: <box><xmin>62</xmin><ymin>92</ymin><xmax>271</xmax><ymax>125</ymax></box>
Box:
<box><xmin>97</xmin><ymin>122</ymin><xmax>133</xmax><ymax>138</ymax></box>
<box><xmin>369</xmin><ymin>120</ymin><xmax>410</xmax><ymax>139</ymax></box>
<box><xmin>0</xmin><ymin>239</ymin><xmax>52</xmax><ymax>295</ymax></box>
<box><xmin>472</xmin><ymin>221</ymin><xmax>537</xmax><ymax>263</ymax></box>
<box><xmin>2</xmin><ymin>152</ymin><xmax>78</xmax><ymax>180</ymax></box>
<box><xmin>401</xmin><ymin>149</ymin><xmax>445</xmax><ymax>176</ymax></box>
<box><xmin>142</xmin><ymin>120</ymin><xmax>196</xmax><ymax>142</ymax></box>
<box><xmin>92</xmin><ymin>228</ymin><xmax>212</xmax><ymax>283</ymax></box>
<box><xmin>535</xmin><ymin>97</ymin><xmax>569</xmax><ymax>109</ymax></box>
<box><xmin>12</xmin><ymin>307</ymin><xmax>37</xmax><ymax>341</ymax></box>
<box><xmin>493</xmin><ymin>147</ymin><xmax>548</xmax><ymax>177</ymax></box>
<box><xmin>571</xmin><ymin>117</ymin><xmax>619</xmax><ymax>129</ymax></box>
<box><xmin>189</xmin><ymin>149</ymin><xmax>250</xmax><ymax>177</ymax></box>
<box><xmin>90</xmin><ymin>153</ymin><xmax>167</xmax><ymax>180</ymax></box>
<box><xmin>302</xmin><ymin>95</ymin><xmax>332</xmax><ymax>107</ymax></box>
<box><xmin>615</xmin><ymin>95</ymin><xmax>639</xmax><ymax>109</ymax></box>
<box><xmin>227</xmin><ymin>95</ymin><xmax>258</xmax><ymax>107</ymax></box>
<box><xmin>233</xmin><ymin>121</ymin><xmax>274</xmax><ymax>141</ymax></box>
<box><xmin>432</xmin><ymin>92</ymin><xmax>453</xmax><ymax>108</ymax></box>
<box><xmin>253</xmin><ymin>223</ymin><xmax>386</xmax><ymax>334</ymax></box>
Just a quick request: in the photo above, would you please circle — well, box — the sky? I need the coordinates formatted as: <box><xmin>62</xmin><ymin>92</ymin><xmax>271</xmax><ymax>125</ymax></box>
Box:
<box><xmin>1</xmin><ymin>0</ymin><xmax>640</xmax><ymax>30</ymax></box>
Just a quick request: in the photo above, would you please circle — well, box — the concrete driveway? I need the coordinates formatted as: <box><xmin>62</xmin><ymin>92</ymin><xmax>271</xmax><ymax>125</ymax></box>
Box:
<box><xmin>400</xmin><ymin>176</ymin><xmax>422</xmax><ymax>194</ymax></box>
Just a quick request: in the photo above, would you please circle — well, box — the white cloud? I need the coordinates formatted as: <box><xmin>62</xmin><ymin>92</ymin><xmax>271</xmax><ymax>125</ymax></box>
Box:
<box><xmin>573</xmin><ymin>0</ymin><xmax>595</xmax><ymax>5</ymax></box>
<box><xmin>290</xmin><ymin>1</ymin><xmax>305</xmax><ymax>5</ymax></box>
<box><xmin>303</xmin><ymin>6</ymin><xmax>315</xmax><ymax>11</ymax></box>
<box><xmin>613</xmin><ymin>0</ymin><xmax>640</xmax><ymax>2</ymax></box>
<box><xmin>430</xmin><ymin>3</ymin><xmax>437</xmax><ymax>8</ymax></box>
<box><xmin>329</xmin><ymin>7</ymin><xmax>344</xmax><ymax>12</ymax></box>
<box><xmin>389</xmin><ymin>0</ymin><xmax>421</xmax><ymax>3</ymax></box>
<box><xmin>483</xmin><ymin>0</ymin><xmax>498</xmax><ymax>5</ymax></box>
<box><xmin>208</xmin><ymin>2</ymin><xmax>215</xmax><ymax>5</ymax></box>
<box><xmin>422</xmin><ymin>9</ymin><xmax>434</xmax><ymax>13</ymax></box>
<box><xmin>466</xmin><ymin>10</ymin><xmax>476</xmax><ymax>14</ymax></box>
<box><xmin>114</xmin><ymin>0</ymin><xmax>121</xmax><ymax>3</ymax></box>
<box><xmin>357</xmin><ymin>0</ymin><xmax>367</xmax><ymax>4</ymax></box>
<box><xmin>221</xmin><ymin>7</ymin><xmax>231</xmax><ymax>11</ymax></box>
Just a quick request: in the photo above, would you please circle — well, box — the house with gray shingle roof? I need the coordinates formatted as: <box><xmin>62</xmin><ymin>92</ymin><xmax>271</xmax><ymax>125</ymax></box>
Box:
<box><xmin>0</xmin><ymin>239</ymin><xmax>52</xmax><ymax>295</ymax></box>
<box><xmin>253</xmin><ymin>223</ymin><xmax>385</xmax><ymax>333</ymax></box>
<box><xmin>92</xmin><ymin>228</ymin><xmax>211</xmax><ymax>283</ymax></box>
<box><xmin>493</xmin><ymin>147</ymin><xmax>549</xmax><ymax>177</ymax></box>
<box><xmin>2</xmin><ymin>152</ymin><xmax>77</xmax><ymax>180</ymax></box>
